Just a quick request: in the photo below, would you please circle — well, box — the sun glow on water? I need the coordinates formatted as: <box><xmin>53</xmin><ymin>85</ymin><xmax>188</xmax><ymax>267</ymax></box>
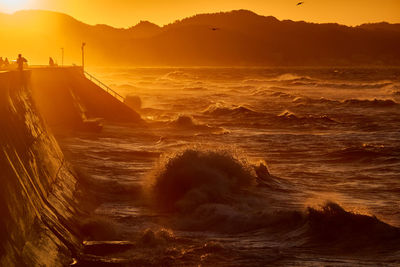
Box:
<box><xmin>0</xmin><ymin>0</ymin><xmax>29</xmax><ymax>13</ymax></box>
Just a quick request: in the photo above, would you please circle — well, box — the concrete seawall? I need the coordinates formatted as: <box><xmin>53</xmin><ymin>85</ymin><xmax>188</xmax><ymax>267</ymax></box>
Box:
<box><xmin>0</xmin><ymin>70</ymin><xmax>82</xmax><ymax>266</ymax></box>
<box><xmin>31</xmin><ymin>67</ymin><xmax>142</xmax><ymax>131</ymax></box>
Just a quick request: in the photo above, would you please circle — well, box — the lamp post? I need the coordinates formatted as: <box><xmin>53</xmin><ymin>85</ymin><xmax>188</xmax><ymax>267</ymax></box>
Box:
<box><xmin>81</xmin><ymin>42</ymin><xmax>86</xmax><ymax>71</ymax></box>
<box><xmin>61</xmin><ymin>48</ymin><xmax>64</xmax><ymax>67</ymax></box>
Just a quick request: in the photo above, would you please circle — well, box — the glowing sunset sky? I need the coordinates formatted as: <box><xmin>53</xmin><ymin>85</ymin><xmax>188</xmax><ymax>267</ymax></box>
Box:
<box><xmin>0</xmin><ymin>0</ymin><xmax>399</xmax><ymax>27</ymax></box>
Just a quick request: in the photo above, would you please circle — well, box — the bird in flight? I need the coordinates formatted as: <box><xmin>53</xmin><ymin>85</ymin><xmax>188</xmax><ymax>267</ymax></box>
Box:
<box><xmin>297</xmin><ymin>2</ymin><xmax>304</xmax><ymax>5</ymax></box>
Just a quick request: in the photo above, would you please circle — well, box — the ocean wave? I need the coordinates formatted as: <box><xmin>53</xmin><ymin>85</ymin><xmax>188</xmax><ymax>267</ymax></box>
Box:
<box><xmin>343</xmin><ymin>99</ymin><xmax>398</xmax><ymax>108</ymax></box>
<box><xmin>276</xmin><ymin>73</ymin><xmax>314</xmax><ymax>82</ymax></box>
<box><xmin>183</xmin><ymin>86</ymin><xmax>206</xmax><ymax>91</ymax></box>
<box><xmin>242</xmin><ymin>78</ymin><xmax>270</xmax><ymax>84</ymax></box>
<box><xmin>203</xmin><ymin>103</ymin><xmax>261</xmax><ymax>117</ymax></box>
<box><xmin>97</xmin><ymin>150</ymin><xmax>161</xmax><ymax>160</ymax></box>
<box><xmin>243</xmin><ymin>74</ymin><xmax>315</xmax><ymax>85</ymax></box>
<box><xmin>161</xmin><ymin>71</ymin><xmax>197</xmax><ymax>81</ymax></box>
<box><xmin>323</xmin><ymin>144</ymin><xmax>399</xmax><ymax>163</ymax></box>
<box><xmin>200</xmin><ymin>109</ymin><xmax>340</xmax><ymax>129</ymax></box>
<box><xmin>251</xmin><ymin>87</ymin><xmax>294</xmax><ymax>97</ymax></box>
<box><xmin>254</xmin><ymin>161</ymin><xmax>291</xmax><ymax>191</ymax></box>
<box><xmin>169</xmin><ymin>115</ymin><xmax>197</xmax><ymax>127</ymax></box>
<box><xmin>327</xmin><ymin>81</ymin><xmax>393</xmax><ymax>89</ymax></box>
<box><xmin>230</xmin><ymin>85</ymin><xmax>257</xmax><ymax>91</ymax></box>
<box><xmin>270</xmin><ymin>91</ymin><xmax>295</xmax><ymax>99</ymax></box>
<box><xmin>306</xmin><ymin>202</ymin><xmax>400</xmax><ymax>250</ymax></box>
<box><xmin>288</xmin><ymin>81</ymin><xmax>394</xmax><ymax>89</ymax></box>
<box><xmin>291</xmin><ymin>96</ymin><xmax>399</xmax><ymax>110</ymax></box>
<box><xmin>292</xmin><ymin>96</ymin><xmax>339</xmax><ymax>106</ymax></box>
<box><xmin>137</xmin><ymin>228</ymin><xmax>176</xmax><ymax>247</ymax></box>
<box><xmin>277</xmin><ymin>110</ymin><xmax>338</xmax><ymax>124</ymax></box>
<box><xmin>145</xmin><ymin>148</ymin><xmax>299</xmax><ymax>233</ymax></box>
<box><xmin>147</xmin><ymin>148</ymin><xmax>256</xmax><ymax>213</ymax></box>
<box><xmin>167</xmin><ymin>115</ymin><xmax>223</xmax><ymax>133</ymax></box>
<box><xmin>250</xmin><ymin>88</ymin><xmax>273</xmax><ymax>96</ymax></box>
<box><xmin>143</xmin><ymin>148</ymin><xmax>400</xmax><ymax>250</ymax></box>
<box><xmin>146</xmin><ymin>148</ymin><xmax>288</xmax><ymax>211</ymax></box>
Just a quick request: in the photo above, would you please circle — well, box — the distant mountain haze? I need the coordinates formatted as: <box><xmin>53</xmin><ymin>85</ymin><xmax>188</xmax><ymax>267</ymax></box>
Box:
<box><xmin>0</xmin><ymin>9</ymin><xmax>399</xmax><ymax>66</ymax></box>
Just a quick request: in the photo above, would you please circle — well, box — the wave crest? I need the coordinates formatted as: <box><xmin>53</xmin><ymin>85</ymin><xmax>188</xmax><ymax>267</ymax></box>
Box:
<box><xmin>307</xmin><ymin>202</ymin><xmax>400</xmax><ymax>249</ymax></box>
<box><xmin>148</xmin><ymin>148</ymin><xmax>255</xmax><ymax>213</ymax></box>
<box><xmin>143</xmin><ymin>149</ymin><xmax>400</xmax><ymax>252</ymax></box>
<box><xmin>343</xmin><ymin>98</ymin><xmax>398</xmax><ymax>108</ymax></box>
<box><xmin>203</xmin><ymin>103</ymin><xmax>260</xmax><ymax>116</ymax></box>
<box><xmin>161</xmin><ymin>71</ymin><xmax>197</xmax><ymax>81</ymax></box>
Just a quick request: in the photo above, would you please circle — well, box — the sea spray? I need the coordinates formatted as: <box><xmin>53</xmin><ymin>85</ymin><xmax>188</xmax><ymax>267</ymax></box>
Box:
<box><xmin>142</xmin><ymin>147</ymin><xmax>400</xmax><ymax>248</ymax></box>
<box><xmin>143</xmin><ymin>147</ymin><xmax>304</xmax><ymax>233</ymax></box>
<box><xmin>146</xmin><ymin>147</ymin><xmax>256</xmax><ymax>213</ymax></box>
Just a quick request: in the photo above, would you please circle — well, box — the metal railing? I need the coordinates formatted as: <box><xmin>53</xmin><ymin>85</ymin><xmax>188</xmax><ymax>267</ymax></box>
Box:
<box><xmin>84</xmin><ymin>71</ymin><xmax>125</xmax><ymax>103</ymax></box>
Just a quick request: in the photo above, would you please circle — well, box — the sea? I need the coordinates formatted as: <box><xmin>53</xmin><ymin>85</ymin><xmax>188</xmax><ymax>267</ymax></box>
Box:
<box><xmin>59</xmin><ymin>67</ymin><xmax>400</xmax><ymax>266</ymax></box>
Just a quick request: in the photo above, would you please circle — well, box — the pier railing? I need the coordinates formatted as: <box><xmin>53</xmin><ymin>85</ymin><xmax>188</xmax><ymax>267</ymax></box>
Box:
<box><xmin>84</xmin><ymin>71</ymin><xmax>125</xmax><ymax>103</ymax></box>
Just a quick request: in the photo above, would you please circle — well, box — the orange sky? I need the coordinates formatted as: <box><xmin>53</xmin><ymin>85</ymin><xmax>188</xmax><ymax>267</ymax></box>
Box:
<box><xmin>0</xmin><ymin>0</ymin><xmax>399</xmax><ymax>27</ymax></box>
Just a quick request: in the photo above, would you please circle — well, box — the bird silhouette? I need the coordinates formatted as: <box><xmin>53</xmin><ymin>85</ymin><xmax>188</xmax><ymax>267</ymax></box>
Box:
<box><xmin>297</xmin><ymin>2</ymin><xmax>304</xmax><ymax>5</ymax></box>
<box><xmin>211</xmin><ymin>27</ymin><xmax>220</xmax><ymax>31</ymax></box>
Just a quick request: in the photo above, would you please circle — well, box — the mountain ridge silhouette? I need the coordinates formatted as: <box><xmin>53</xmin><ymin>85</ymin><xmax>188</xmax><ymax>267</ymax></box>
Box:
<box><xmin>1</xmin><ymin>9</ymin><xmax>399</xmax><ymax>66</ymax></box>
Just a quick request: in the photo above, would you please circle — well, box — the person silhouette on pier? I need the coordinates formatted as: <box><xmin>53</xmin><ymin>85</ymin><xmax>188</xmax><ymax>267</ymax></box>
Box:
<box><xmin>17</xmin><ymin>54</ymin><xmax>28</xmax><ymax>71</ymax></box>
<box><xmin>49</xmin><ymin>57</ymin><xmax>55</xmax><ymax>67</ymax></box>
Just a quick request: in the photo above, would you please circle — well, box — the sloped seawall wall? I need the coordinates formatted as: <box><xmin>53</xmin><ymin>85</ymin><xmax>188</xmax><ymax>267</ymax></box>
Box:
<box><xmin>30</xmin><ymin>67</ymin><xmax>142</xmax><ymax>131</ymax></box>
<box><xmin>0</xmin><ymin>71</ymin><xmax>81</xmax><ymax>266</ymax></box>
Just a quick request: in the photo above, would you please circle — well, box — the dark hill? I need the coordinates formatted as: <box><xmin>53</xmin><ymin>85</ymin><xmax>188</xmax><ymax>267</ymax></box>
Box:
<box><xmin>1</xmin><ymin>9</ymin><xmax>399</xmax><ymax>66</ymax></box>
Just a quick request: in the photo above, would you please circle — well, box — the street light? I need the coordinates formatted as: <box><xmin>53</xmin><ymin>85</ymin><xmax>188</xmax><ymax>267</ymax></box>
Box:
<box><xmin>81</xmin><ymin>42</ymin><xmax>86</xmax><ymax>71</ymax></box>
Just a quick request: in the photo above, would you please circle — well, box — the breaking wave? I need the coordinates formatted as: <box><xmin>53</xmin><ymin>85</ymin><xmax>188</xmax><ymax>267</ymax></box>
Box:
<box><xmin>144</xmin><ymin>148</ymin><xmax>400</xmax><ymax>250</ymax></box>
<box><xmin>169</xmin><ymin>115</ymin><xmax>198</xmax><ymax>128</ymax></box>
<box><xmin>306</xmin><ymin>202</ymin><xmax>400</xmax><ymax>250</ymax></box>
<box><xmin>147</xmin><ymin>148</ymin><xmax>256</xmax><ymax>213</ymax></box>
